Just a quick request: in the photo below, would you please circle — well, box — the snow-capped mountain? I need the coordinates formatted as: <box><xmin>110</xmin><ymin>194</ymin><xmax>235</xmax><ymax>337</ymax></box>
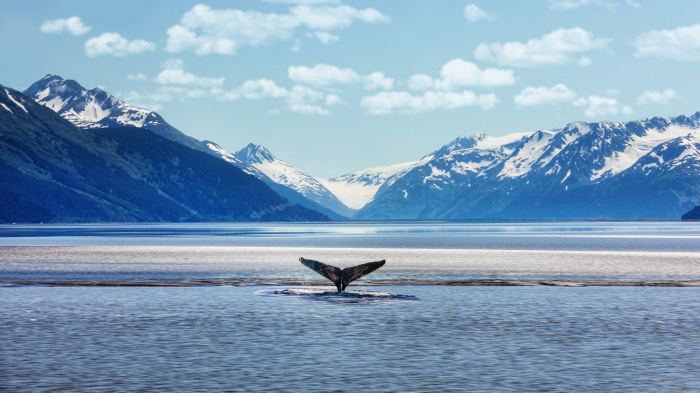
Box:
<box><xmin>24</xmin><ymin>75</ymin><xmax>205</xmax><ymax>152</ymax></box>
<box><xmin>22</xmin><ymin>75</ymin><xmax>348</xmax><ymax>220</ymax></box>
<box><xmin>355</xmin><ymin>112</ymin><xmax>700</xmax><ymax>220</ymax></box>
<box><xmin>233</xmin><ymin>144</ymin><xmax>354</xmax><ymax>217</ymax></box>
<box><xmin>319</xmin><ymin>160</ymin><xmax>426</xmax><ymax>210</ymax></box>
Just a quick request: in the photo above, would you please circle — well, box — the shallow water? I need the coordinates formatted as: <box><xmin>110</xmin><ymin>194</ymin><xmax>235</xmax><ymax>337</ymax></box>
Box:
<box><xmin>3</xmin><ymin>222</ymin><xmax>700</xmax><ymax>391</ymax></box>
<box><xmin>3</xmin><ymin>286</ymin><xmax>700</xmax><ymax>391</ymax></box>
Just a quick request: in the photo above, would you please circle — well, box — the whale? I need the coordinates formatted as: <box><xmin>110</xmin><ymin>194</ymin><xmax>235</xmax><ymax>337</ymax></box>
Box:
<box><xmin>299</xmin><ymin>257</ymin><xmax>386</xmax><ymax>292</ymax></box>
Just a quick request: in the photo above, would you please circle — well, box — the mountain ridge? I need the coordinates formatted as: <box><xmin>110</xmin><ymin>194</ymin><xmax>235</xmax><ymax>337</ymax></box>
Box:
<box><xmin>355</xmin><ymin>112</ymin><xmax>700</xmax><ymax>220</ymax></box>
<box><xmin>0</xmin><ymin>85</ymin><xmax>329</xmax><ymax>223</ymax></box>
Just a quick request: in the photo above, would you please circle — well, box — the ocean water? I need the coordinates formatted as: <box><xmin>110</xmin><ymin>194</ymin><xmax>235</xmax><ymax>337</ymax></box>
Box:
<box><xmin>2</xmin><ymin>222</ymin><xmax>700</xmax><ymax>391</ymax></box>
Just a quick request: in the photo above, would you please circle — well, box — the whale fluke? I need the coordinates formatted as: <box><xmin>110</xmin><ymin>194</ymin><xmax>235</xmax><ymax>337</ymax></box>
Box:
<box><xmin>299</xmin><ymin>257</ymin><xmax>386</xmax><ymax>292</ymax></box>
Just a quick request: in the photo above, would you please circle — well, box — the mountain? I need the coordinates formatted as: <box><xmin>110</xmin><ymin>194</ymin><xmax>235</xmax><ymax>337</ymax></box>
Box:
<box><xmin>24</xmin><ymin>74</ymin><xmax>343</xmax><ymax>219</ymax></box>
<box><xmin>355</xmin><ymin>113</ymin><xmax>700</xmax><ymax>220</ymax></box>
<box><xmin>0</xmin><ymin>85</ymin><xmax>328</xmax><ymax>223</ymax></box>
<box><xmin>318</xmin><ymin>160</ymin><xmax>426</xmax><ymax>211</ymax></box>
<box><xmin>233</xmin><ymin>143</ymin><xmax>355</xmax><ymax>218</ymax></box>
<box><xmin>23</xmin><ymin>75</ymin><xmax>206</xmax><ymax>152</ymax></box>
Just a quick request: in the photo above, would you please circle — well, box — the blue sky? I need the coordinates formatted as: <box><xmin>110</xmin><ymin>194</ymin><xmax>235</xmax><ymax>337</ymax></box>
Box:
<box><xmin>1</xmin><ymin>0</ymin><xmax>699</xmax><ymax>178</ymax></box>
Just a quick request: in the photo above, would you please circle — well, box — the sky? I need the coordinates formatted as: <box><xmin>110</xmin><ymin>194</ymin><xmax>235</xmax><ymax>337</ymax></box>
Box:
<box><xmin>1</xmin><ymin>0</ymin><xmax>700</xmax><ymax>178</ymax></box>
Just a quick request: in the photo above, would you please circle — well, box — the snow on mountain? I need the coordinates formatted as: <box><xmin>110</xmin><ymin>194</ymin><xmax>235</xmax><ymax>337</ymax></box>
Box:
<box><xmin>22</xmin><ymin>75</ymin><xmax>351</xmax><ymax>219</ymax></box>
<box><xmin>0</xmin><ymin>88</ymin><xmax>32</xmax><ymax>115</ymax></box>
<box><xmin>233</xmin><ymin>144</ymin><xmax>355</xmax><ymax>217</ymax></box>
<box><xmin>23</xmin><ymin>75</ymin><xmax>204</xmax><ymax>151</ymax></box>
<box><xmin>319</xmin><ymin>160</ymin><xmax>422</xmax><ymax>210</ymax></box>
<box><xmin>355</xmin><ymin>112</ymin><xmax>700</xmax><ymax>220</ymax></box>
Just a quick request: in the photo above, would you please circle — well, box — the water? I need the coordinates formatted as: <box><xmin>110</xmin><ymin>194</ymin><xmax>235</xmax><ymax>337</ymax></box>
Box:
<box><xmin>2</xmin><ymin>222</ymin><xmax>700</xmax><ymax>391</ymax></box>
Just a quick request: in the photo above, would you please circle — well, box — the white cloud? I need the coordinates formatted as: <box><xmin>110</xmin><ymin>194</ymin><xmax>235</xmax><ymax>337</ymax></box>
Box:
<box><xmin>626</xmin><ymin>0</ymin><xmax>642</xmax><ymax>8</ymax></box>
<box><xmin>122</xmin><ymin>86</ymin><xmax>207</xmax><ymax>106</ymax></box>
<box><xmin>545</xmin><ymin>0</ymin><xmax>625</xmax><ymax>10</ymax></box>
<box><xmin>127</xmin><ymin>73</ymin><xmax>148</xmax><ymax>81</ymax></box>
<box><xmin>573</xmin><ymin>95</ymin><xmax>633</xmax><ymax>117</ymax></box>
<box><xmin>238</xmin><ymin>79</ymin><xmax>289</xmax><ymax>99</ymax></box>
<box><xmin>514</xmin><ymin>84</ymin><xmax>577</xmax><ymax>107</ymax></box>
<box><xmin>407</xmin><ymin>74</ymin><xmax>435</xmax><ymax>91</ymax></box>
<box><xmin>464</xmin><ymin>4</ymin><xmax>496</xmax><ymax>23</ymax></box>
<box><xmin>325</xmin><ymin>94</ymin><xmax>345</xmax><ymax>106</ymax></box>
<box><xmin>437</xmin><ymin>59</ymin><xmax>515</xmax><ymax>89</ymax></box>
<box><xmin>290</xmin><ymin>5</ymin><xmax>391</xmax><ymax>30</ymax></box>
<box><xmin>154</xmin><ymin>69</ymin><xmax>224</xmax><ymax>88</ymax></box>
<box><xmin>122</xmin><ymin>92</ymin><xmax>165</xmax><ymax>111</ymax></box>
<box><xmin>215</xmin><ymin>79</ymin><xmax>339</xmax><ymax>115</ymax></box>
<box><xmin>474</xmin><ymin>28</ymin><xmax>611</xmax><ymax>67</ymax></box>
<box><xmin>287</xmin><ymin>85</ymin><xmax>331</xmax><ymax>115</ymax></box>
<box><xmin>360</xmin><ymin>90</ymin><xmax>499</xmax><ymax>115</ymax></box>
<box><xmin>407</xmin><ymin>59</ymin><xmax>515</xmax><ymax>91</ymax></box>
<box><xmin>166</xmin><ymin>4</ymin><xmax>389</xmax><ymax>56</ymax></box>
<box><xmin>632</xmin><ymin>24</ymin><xmax>700</xmax><ymax>61</ymax></box>
<box><xmin>161</xmin><ymin>58</ymin><xmax>184</xmax><ymax>69</ymax></box>
<box><xmin>637</xmin><ymin>89</ymin><xmax>678</xmax><ymax>105</ymax></box>
<box><xmin>40</xmin><ymin>16</ymin><xmax>91</xmax><ymax>35</ymax></box>
<box><xmin>307</xmin><ymin>31</ymin><xmax>339</xmax><ymax>44</ymax></box>
<box><xmin>148</xmin><ymin>86</ymin><xmax>207</xmax><ymax>102</ymax></box>
<box><xmin>364</xmin><ymin>72</ymin><xmax>394</xmax><ymax>90</ymax></box>
<box><xmin>288</xmin><ymin>64</ymin><xmax>361</xmax><ymax>87</ymax></box>
<box><xmin>85</xmin><ymin>33</ymin><xmax>156</xmax><ymax>57</ymax></box>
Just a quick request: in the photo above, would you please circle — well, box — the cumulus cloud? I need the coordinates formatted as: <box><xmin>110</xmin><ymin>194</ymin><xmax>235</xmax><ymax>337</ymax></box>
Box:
<box><xmin>306</xmin><ymin>31</ymin><xmax>339</xmax><ymax>44</ymax></box>
<box><xmin>166</xmin><ymin>4</ymin><xmax>390</xmax><ymax>56</ymax></box>
<box><xmin>360</xmin><ymin>91</ymin><xmax>499</xmax><ymax>115</ymax></box>
<box><xmin>290</xmin><ymin>5</ymin><xmax>391</xmax><ymax>30</ymax></box>
<box><xmin>364</xmin><ymin>72</ymin><xmax>394</xmax><ymax>90</ymax></box>
<box><xmin>288</xmin><ymin>64</ymin><xmax>361</xmax><ymax>87</ymax></box>
<box><xmin>474</xmin><ymin>28</ymin><xmax>611</xmax><ymax>68</ymax></box>
<box><xmin>637</xmin><ymin>89</ymin><xmax>678</xmax><ymax>105</ymax></box>
<box><xmin>85</xmin><ymin>33</ymin><xmax>156</xmax><ymax>57</ymax></box>
<box><xmin>214</xmin><ymin>78</ymin><xmax>339</xmax><ymax>115</ymax></box>
<box><xmin>127</xmin><ymin>73</ymin><xmax>148</xmax><ymax>81</ymax></box>
<box><xmin>406</xmin><ymin>59</ymin><xmax>515</xmax><ymax>91</ymax></box>
<box><xmin>287</xmin><ymin>85</ymin><xmax>331</xmax><ymax>115</ymax></box>
<box><xmin>407</xmin><ymin>74</ymin><xmax>435</xmax><ymax>91</ymax></box>
<box><xmin>573</xmin><ymin>95</ymin><xmax>633</xmax><ymax>117</ymax></box>
<box><xmin>464</xmin><ymin>4</ymin><xmax>496</xmax><ymax>23</ymax></box>
<box><xmin>40</xmin><ymin>16</ymin><xmax>91</xmax><ymax>35</ymax></box>
<box><xmin>632</xmin><ymin>24</ymin><xmax>700</xmax><ymax>61</ymax></box>
<box><xmin>154</xmin><ymin>68</ymin><xmax>224</xmax><ymax>88</ymax></box>
<box><xmin>514</xmin><ymin>84</ymin><xmax>577</xmax><ymax>107</ymax></box>
<box><xmin>238</xmin><ymin>79</ymin><xmax>289</xmax><ymax>99</ymax></box>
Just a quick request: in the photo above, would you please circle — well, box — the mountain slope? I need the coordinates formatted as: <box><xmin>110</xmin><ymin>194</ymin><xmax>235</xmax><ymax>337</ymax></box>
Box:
<box><xmin>318</xmin><ymin>160</ymin><xmax>425</xmax><ymax>211</ymax></box>
<box><xmin>355</xmin><ymin>113</ymin><xmax>700</xmax><ymax>220</ymax></box>
<box><xmin>24</xmin><ymin>74</ymin><xmax>340</xmax><ymax>219</ymax></box>
<box><xmin>233</xmin><ymin>143</ymin><xmax>355</xmax><ymax>218</ymax></box>
<box><xmin>0</xmin><ymin>86</ymin><xmax>328</xmax><ymax>223</ymax></box>
<box><xmin>24</xmin><ymin>75</ymin><xmax>206</xmax><ymax>152</ymax></box>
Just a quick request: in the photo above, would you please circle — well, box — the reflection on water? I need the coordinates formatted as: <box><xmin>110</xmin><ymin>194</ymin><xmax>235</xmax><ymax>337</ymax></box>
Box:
<box><xmin>3</xmin><ymin>223</ymin><xmax>700</xmax><ymax>391</ymax></box>
<box><xmin>261</xmin><ymin>287</ymin><xmax>419</xmax><ymax>304</ymax></box>
<box><xmin>2</xmin><ymin>222</ymin><xmax>700</xmax><ymax>252</ymax></box>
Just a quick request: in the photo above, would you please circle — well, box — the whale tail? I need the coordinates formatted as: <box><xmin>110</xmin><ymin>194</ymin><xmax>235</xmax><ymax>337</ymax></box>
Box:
<box><xmin>299</xmin><ymin>257</ymin><xmax>386</xmax><ymax>292</ymax></box>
